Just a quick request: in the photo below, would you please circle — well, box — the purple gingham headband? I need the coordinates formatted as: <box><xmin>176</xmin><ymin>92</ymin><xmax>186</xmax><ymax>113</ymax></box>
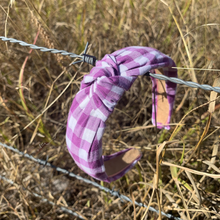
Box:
<box><xmin>66</xmin><ymin>46</ymin><xmax>178</xmax><ymax>182</ymax></box>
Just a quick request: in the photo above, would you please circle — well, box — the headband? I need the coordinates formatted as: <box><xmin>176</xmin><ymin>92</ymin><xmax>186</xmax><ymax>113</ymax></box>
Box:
<box><xmin>66</xmin><ymin>46</ymin><xmax>178</xmax><ymax>183</ymax></box>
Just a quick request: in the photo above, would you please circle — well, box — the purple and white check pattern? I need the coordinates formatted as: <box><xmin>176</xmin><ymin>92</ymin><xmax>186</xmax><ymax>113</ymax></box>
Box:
<box><xmin>66</xmin><ymin>46</ymin><xmax>178</xmax><ymax>182</ymax></box>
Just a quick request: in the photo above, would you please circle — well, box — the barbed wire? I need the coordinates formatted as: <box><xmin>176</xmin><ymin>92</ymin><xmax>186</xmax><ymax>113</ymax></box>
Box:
<box><xmin>1</xmin><ymin>36</ymin><xmax>220</xmax><ymax>93</ymax></box>
<box><xmin>0</xmin><ymin>142</ymin><xmax>182</xmax><ymax>220</ymax></box>
<box><xmin>0</xmin><ymin>36</ymin><xmax>97</xmax><ymax>66</ymax></box>
<box><xmin>0</xmin><ymin>174</ymin><xmax>85</xmax><ymax>219</ymax></box>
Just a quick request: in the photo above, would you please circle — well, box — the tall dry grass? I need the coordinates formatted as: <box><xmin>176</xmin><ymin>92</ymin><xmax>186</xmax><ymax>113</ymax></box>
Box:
<box><xmin>0</xmin><ymin>0</ymin><xmax>220</xmax><ymax>219</ymax></box>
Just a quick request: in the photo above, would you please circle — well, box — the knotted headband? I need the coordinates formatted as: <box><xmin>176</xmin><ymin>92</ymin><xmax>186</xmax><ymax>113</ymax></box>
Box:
<box><xmin>66</xmin><ymin>46</ymin><xmax>178</xmax><ymax>183</ymax></box>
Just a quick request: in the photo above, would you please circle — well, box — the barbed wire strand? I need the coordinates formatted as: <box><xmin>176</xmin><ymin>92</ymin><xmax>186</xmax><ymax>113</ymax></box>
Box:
<box><xmin>1</xmin><ymin>36</ymin><xmax>220</xmax><ymax>93</ymax></box>
<box><xmin>0</xmin><ymin>174</ymin><xmax>85</xmax><ymax>219</ymax></box>
<box><xmin>0</xmin><ymin>36</ymin><xmax>97</xmax><ymax>66</ymax></box>
<box><xmin>0</xmin><ymin>142</ymin><xmax>182</xmax><ymax>220</ymax></box>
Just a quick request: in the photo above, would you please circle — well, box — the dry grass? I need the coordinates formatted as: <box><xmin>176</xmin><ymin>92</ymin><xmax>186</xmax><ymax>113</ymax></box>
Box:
<box><xmin>0</xmin><ymin>0</ymin><xmax>220</xmax><ymax>219</ymax></box>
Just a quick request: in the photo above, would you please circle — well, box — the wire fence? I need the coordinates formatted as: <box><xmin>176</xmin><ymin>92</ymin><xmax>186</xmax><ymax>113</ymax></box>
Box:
<box><xmin>1</xmin><ymin>36</ymin><xmax>219</xmax><ymax>220</ymax></box>
<box><xmin>1</xmin><ymin>36</ymin><xmax>220</xmax><ymax>93</ymax></box>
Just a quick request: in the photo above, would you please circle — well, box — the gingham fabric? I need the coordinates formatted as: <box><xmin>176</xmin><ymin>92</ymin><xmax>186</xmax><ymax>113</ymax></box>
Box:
<box><xmin>66</xmin><ymin>46</ymin><xmax>178</xmax><ymax>182</ymax></box>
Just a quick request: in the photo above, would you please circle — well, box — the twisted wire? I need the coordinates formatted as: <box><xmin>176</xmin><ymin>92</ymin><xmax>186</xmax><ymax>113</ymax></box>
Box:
<box><xmin>0</xmin><ymin>36</ymin><xmax>97</xmax><ymax>66</ymax></box>
<box><xmin>0</xmin><ymin>142</ymin><xmax>182</xmax><ymax>220</ymax></box>
<box><xmin>0</xmin><ymin>175</ymin><xmax>85</xmax><ymax>219</ymax></box>
<box><xmin>147</xmin><ymin>72</ymin><xmax>220</xmax><ymax>93</ymax></box>
<box><xmin>1</xmin><ymin>36</ymin><xmax>220</xmax><ymax>93</ymax></box>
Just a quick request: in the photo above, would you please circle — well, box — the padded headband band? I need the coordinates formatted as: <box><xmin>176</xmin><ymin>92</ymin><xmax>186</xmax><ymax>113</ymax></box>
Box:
<box><xmin>66</xmin><ymin>46</ymin><xmax>178</xmax><ymax>182</ymax></box>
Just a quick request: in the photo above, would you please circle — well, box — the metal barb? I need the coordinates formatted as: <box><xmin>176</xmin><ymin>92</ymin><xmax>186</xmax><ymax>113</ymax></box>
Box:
<box><xmin>0</xmin><ymin>142</ymin><xmax>182</xmax><ymax>220</ymax></box>
<box><xmin>82</xmin><ymin>53</ymin><xmax>97</xmax><ymax>66</ymax></box>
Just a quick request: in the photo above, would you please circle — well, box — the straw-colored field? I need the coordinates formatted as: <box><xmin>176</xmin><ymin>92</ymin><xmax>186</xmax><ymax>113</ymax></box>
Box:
<box><xmin>0</xmin><ymin>0</ymin><xmax>220</xmax><ymax>219</ymax></box>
